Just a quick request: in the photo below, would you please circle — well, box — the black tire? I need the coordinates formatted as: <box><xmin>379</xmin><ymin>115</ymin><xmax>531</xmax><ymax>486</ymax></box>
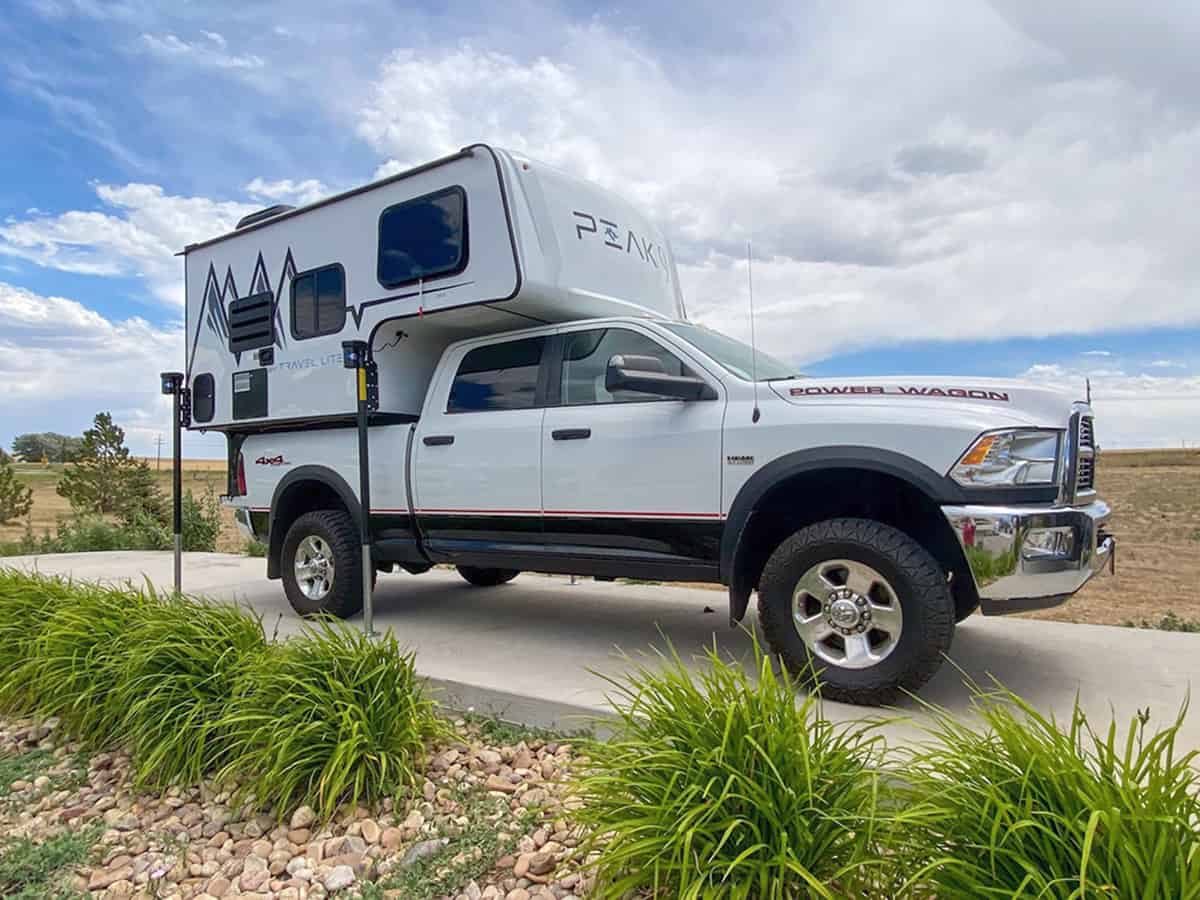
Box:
<box><xmin>757</xmin><ymin>518</ymin><xmax>954</xmax><ymax>706</ymax></box>
<box><xmin>456</xmin><ymin>566</ymin><xmax>520</xmax><ymax>587</ymax></box>
<box><xmin>281</xmin><ymin>509</ymin><xmax>366</xmax><ymax>618</ymax></box>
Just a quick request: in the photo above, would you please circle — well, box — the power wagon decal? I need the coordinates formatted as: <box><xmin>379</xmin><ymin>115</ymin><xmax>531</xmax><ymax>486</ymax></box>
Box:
<box><xmin>789</xmin><ymin>385</ymin><xmax>1011</xmax><ymax>401</ymax></box>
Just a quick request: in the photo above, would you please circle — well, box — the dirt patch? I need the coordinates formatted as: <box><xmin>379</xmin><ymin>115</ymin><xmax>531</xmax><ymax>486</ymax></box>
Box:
<box><xmin>1022</xmin><ymin>454</ymin><xmax>1200</xmax><ymax>627</ymax></box>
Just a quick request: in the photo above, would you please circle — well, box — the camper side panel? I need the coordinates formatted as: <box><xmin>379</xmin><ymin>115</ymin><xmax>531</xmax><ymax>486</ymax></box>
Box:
<box><xmin>184</xmin><ymin>150</ymin><xmax>518</xmax><ymax>430</ymax></box>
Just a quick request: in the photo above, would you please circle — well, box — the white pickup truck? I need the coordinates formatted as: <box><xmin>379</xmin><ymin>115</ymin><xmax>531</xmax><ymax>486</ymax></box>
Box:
<box><xmin>183</xmin><ymin>144</ymin><xmax>1114</xmax><ymax>704</ymax></box>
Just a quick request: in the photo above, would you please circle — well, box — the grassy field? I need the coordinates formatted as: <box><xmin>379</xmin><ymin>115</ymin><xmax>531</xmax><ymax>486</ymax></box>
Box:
<box><xmin>4</xmin><ymin>450</ymin><xmax>1198</xmax><ymax>625</ymax></box>
<box><xmin>1</xmin><ymin>459</ymin><xmax>243</xmax><ymax>553</ymax></box>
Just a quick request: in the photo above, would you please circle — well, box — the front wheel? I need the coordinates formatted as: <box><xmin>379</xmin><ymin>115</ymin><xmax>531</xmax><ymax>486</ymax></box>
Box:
<box><xmin>757</xmin><ymin>518</ymin><xmax>954</xmax><ymax>706</ymax></box>
<box><xmin>281</xmin><ymin>509</ymin><xmax>368</xmax><ymax>618</ymax></box>
<box><xmin>456</xmin><ymin>566</ymin><xmax>519</xmax><ymax>587</ymax></box>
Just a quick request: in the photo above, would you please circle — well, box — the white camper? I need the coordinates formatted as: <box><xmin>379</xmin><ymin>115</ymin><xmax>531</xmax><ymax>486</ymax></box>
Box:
<box><xmin>183</xmin><ymin>144</ymin><xmax>1114</xmax><ymax>706</ymax></box>
<box><xmin>184</xmin><ymin>144</ymin><xmax>684</xmax><ymax>430</ymax></box>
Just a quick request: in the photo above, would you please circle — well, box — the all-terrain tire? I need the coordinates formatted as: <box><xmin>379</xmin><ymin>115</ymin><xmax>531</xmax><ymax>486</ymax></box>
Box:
<box><xmin>456</xmin><ymin>566</ymin><xmax>520</xmax><ymax>587</ymax></box>
<box><xmin>757</xmin><ymin>518</ymin><xmax>954</xmax><ymax>706</ymax></box>
<box><xmin>281</xmin><ymin>509</ymin><xmax>365</xmax><ymax>619</ymax></box>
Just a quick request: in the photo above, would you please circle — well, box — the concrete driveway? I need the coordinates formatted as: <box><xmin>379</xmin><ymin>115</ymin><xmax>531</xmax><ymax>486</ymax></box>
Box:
<box><xmin>4</xmin><ymin>551</ymin><xmax>1198</xmax><ymax>749</ymax></box>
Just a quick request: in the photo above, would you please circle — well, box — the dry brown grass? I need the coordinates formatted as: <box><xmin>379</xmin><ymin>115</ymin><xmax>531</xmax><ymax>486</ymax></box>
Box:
<box><xmin>1023</xmin><ymin>451</ymin><xmax>1200</xmax><ymax>627</ymax></box>
<box><xmin>1</xmin><ymin>461</ymin><xmax>243</xmax><ymax>553</ymax></box>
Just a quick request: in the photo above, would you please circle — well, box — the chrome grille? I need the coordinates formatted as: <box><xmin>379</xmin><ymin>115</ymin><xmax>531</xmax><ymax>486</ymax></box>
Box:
<box><xmin>1076</xmin><ymin>415</ymin><xmax>1095</xmax><ymax>494</ymax></box>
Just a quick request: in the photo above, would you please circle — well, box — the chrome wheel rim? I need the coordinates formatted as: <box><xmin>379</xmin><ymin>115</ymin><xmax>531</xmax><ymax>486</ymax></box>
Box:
<box><xmin>295</xmin><ymin>535</ymin><xmax>335</xmax><ymax>601</ymax></box>
<box><xmin>791</xmin><ymin>559</ymin><xmax>903</xmax><ymax>670</ymax></box>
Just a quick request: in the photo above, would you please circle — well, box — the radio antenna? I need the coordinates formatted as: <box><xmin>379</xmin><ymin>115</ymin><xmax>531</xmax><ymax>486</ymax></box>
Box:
<box><xmin>747</xmin><ymin>241</ymin><xmax>761</xmax><ymax>423</ymax></box>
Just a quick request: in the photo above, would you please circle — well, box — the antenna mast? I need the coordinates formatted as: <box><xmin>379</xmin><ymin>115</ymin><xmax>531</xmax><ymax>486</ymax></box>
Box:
<box><xmin>747</xmin><ymin>241</ymin><xmax>761</xmax><ymax>423</ymax></box>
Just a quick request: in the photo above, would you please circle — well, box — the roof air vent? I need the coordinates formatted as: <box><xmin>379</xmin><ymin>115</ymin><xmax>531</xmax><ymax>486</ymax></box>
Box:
<box><xmin>236</xmin><ymin>204</ymin><xmax>295</xmax><ymax>230</ymax></box>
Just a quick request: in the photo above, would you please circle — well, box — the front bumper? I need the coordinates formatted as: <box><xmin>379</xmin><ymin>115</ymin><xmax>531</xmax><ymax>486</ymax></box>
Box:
<box><xmin>942</xmin><ymin>499</ymin><xmax>1114</xmax><ymax>615</ymax></box>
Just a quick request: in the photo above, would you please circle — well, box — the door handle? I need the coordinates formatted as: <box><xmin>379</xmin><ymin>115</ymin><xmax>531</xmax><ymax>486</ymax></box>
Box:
<box><xmin>551</xmin><ymin>428</ymin><xmax>591</xmax><ymax>441</ymax></box>
<box><xmin>423</xmin><ymin>435</ymin><xmax>454</xmax><ymax>446</ymax></box>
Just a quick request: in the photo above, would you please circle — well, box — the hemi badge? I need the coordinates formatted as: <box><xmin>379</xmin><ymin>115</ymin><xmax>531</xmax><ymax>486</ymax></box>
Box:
<box><xmin>726</xmin><ymin>455</ymin><xmax>754</xmax><ymax>466</ymax></box>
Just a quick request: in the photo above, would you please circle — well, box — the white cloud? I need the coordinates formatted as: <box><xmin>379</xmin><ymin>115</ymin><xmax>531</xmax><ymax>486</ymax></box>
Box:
<box><xmin>1081</xmin><ymin>350</ymin><xmax>1111</xmax><ymax>357</ymax></box>
<box><xmin>0</xmin><ymin>281</ymin><xmax>224</xmax><ymax>455</ymax></box>
<box><xmin>353</xmin><ymin>13</ymin><xmax>1200</xmax><ymax>364</ymax></box>
<box><xmin>1149</xmin><ymin>359</ymin><xmax>1186</xmax><ymax>369</ymax></box>
<box><xmin>0</xmin><ymin>184</ymin><xmax>255</xmax><ymax>306</ymax></box>
<box><xmin>140</xmin><ymin>32</ymin><xmax>264</xmax><ymax>71</ymax></box>
<box><xmin>244</xmin><ymin>177</ymin><xmax>329</xmax><ymax>208</ymax></box>
<box><xmin>1020</xmin><ymin>361</ymin><xmax>1200</xmax><ymax>448</ymax></box>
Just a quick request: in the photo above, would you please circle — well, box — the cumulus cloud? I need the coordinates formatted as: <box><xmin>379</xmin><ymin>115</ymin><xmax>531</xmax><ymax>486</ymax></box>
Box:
<box><xmin>244</xmin><ymin>177</ymin><xmax>330</xmax><ymax>208</ymax></box>
<box><xmin>0</xmin><ymin>184</ymin><xmax>254</xmax><ymax>306</ymax></box>
<box><xmin>1020</xmin><ymin>361</ymin><xmax>1200</xmax><ymax>448</ymax></box>
<box><xmin>353</xmin><ymin>11</ymin><xmax>1200</xmax><ymax>363</ymax></box>
<box><xmin>0</xmin><ymin>281</ymin><xmax>224</xmax><ymax>454</ymax></box>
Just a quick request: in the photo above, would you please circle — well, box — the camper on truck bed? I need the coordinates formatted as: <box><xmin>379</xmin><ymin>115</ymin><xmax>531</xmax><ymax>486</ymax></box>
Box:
<box><xmin>182</xmin><ymin>143</ymin><xmax>1115</xmax><ymax>706</ymax></box>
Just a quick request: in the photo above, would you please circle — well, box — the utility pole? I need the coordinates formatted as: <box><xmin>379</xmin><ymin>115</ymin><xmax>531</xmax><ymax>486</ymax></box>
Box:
<box><xmin>155</xmin><ymin>433</ymin><xmax>164</xmax><ymax>471</ymax></box>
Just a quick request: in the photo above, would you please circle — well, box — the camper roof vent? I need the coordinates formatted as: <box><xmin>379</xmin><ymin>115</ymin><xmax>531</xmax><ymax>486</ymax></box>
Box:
<box><xmin>236</xmin><ymin>204</ymin><xmax>295</xmax><ymax>230</ymax></box>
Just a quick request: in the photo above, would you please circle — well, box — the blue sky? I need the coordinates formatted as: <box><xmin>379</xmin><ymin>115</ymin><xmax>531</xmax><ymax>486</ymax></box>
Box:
<box><xmin>1</xmin><ymin>0</ymin><xmax>1198</xmax><ymax>454</ymax></box>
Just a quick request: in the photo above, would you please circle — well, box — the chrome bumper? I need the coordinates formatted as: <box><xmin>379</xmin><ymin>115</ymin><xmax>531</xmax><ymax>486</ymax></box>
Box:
<box><xmin>942</xmin><ymin>499</ymin><xmax>1114</xmax><ymax>615</ymax></box>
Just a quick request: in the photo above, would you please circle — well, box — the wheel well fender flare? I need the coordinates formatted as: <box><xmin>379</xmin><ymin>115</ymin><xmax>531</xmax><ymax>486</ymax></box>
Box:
<box><xmin>721</xmin><ymin>446</ymin><xmax>958</xmax><ymax>623</ymax></box>
<box><xmin>266</xmin><ymin>466</ymin><xmax>361</xmax><ymax>578</ymax></box>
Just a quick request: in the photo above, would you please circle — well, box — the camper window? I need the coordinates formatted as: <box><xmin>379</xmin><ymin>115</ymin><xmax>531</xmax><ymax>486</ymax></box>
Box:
<box><xmin>447</xmin><ymin>337</ymin><xmax>545</xmax><ymax>413</ymax></box>
<box><xmin>291</xmin><ymin>264</ymin><xmax>346</xmax><ymax>340</ymax></box>
<box><xmin>377</xmin><ymin>186</ymin><xmax>467</xmax><ymax>289</ymax></box>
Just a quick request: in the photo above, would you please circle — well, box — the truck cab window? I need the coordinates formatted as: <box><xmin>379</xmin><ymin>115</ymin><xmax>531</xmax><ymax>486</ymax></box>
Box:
<box><xmin>561</xmin><ymin>328</ymin><xmax>689</xmax><ymax>405</ymax></box>
<box><xmin>448</xmin><ymin>336</ymin><xmax>545</xmax><ymax>413</ymax></box>
<box><xmin>291</xmin><ymin>264</ymin><xmax>346</xmax><ymax>340</ymax></box>
<box><xmin>378</xmin><ymin>186</ymin><xmax>467</xmax><ymax>288</ymax></box>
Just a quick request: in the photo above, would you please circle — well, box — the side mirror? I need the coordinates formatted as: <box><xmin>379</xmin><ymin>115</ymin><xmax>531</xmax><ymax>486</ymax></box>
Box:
<box><xmin>605</xmin><ymin>354</ymin><xmax>717</xmax><ymax>401</ymax></box>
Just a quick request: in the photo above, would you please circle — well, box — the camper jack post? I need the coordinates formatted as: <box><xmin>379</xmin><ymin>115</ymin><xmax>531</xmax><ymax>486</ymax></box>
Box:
<box><xmin>342</xmin><ymin>341</ymin><xmax>378</xmax><ymax>638</ymax></box>
<box><xmin>159</xmin><ymin>372</ymin><xmax>186</xmax><ymax>595</ymax></box>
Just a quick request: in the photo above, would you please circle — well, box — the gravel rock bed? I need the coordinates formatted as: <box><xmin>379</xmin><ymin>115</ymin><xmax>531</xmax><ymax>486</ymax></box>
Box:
<box><xmin>0</xmin><ymin>716</ymin><xmax>596</xmax><ymax>899</ymax></box>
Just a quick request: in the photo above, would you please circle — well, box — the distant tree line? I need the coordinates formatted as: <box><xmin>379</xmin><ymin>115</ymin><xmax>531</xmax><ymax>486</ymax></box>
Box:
<box><xmin>10</xmin><ymin>432</ymin><xmax>85</xmax><ymax>463</ymax></box>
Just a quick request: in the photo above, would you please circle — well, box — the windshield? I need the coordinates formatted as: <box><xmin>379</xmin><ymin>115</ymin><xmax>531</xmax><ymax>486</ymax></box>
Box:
<box><xmin>663</xmin><ymin>323</ymin><xmax>800</xmax><ymax>382</ymax></box>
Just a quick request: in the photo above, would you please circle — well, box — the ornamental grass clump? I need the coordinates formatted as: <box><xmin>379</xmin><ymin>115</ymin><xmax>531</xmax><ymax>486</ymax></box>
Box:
<box><xmin>111</xmin><ymin>596</ymin><xmax>267</xmax><ymax>788</ymax></box>
<box><xmin>572</xmin><ymin>639</ymin><xmax>903</xmax><ymax>899</ymax></box>
<box><xmin>899</xmin><ymin>689</ymin><xmax>1200</xmax><ymax>899</ymax></box>
<box><xmin>217</xmin><ymin>620</ymin><xmax>444</xmax><ymax>821</ymax></box>
<box><xmin>3</xmin><ymin>577</ymin><xmax>150</xmax><ymax>746</ymax></box>
<box><xmin>0</xmin><ymin>569</ymin><xmax>77</xmax><ymax>712</ymax></box>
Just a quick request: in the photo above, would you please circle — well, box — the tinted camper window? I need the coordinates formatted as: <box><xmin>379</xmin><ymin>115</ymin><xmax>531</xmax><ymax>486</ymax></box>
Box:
<box><xmin>378</xmin><ymin>187</ymin><xmax>467</xmax><ymax>288</ymax></box>
<box><xmin>448</xmin><ymin>337</ymin><xmax>544</xmax><ymax>413</ymax></box>
<box><xmin>291</xmin><ymin>264</ymin><xmax>346</xmax><ymax>340</ymax></box>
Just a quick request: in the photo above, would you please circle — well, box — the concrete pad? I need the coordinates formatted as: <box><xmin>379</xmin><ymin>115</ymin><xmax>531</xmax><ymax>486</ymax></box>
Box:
<box><xmin>4</xmin><ymin>551</ymin><xmax>1198</xmax><ymax>748</ymax></box>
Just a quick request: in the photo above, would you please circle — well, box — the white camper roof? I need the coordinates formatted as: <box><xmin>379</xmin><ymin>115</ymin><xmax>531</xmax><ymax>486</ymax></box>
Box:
<box><xmin>182</xmin><ymin>144</ymin><xmax>687</xmax><ymax>430</ymax></box>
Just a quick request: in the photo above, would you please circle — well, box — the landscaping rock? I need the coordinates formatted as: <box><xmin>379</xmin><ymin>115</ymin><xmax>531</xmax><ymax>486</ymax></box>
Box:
<box><xmin>290</xmin><ymin>805</ymin><xmax>316</xmax><ymax>830</ymax></box>
<box><xmin>322</xmin><ymin>864</ymin><xmax>355</xmax><ymax>891</ymax></box>
<box><xmin>399</xmin><ymin>836</ymin><xmax>449</xmax><ymax>867</ymax></box>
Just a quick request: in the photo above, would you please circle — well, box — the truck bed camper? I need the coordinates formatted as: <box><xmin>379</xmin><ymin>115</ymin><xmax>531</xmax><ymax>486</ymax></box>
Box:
<box><xmin>184</xmin><ymin>143</ymin><xmax>685</xmax><ymax>431</ymax></box>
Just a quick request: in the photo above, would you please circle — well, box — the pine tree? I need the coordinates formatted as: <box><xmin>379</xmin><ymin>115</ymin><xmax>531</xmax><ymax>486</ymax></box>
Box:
<box><xmin>0</xmin><ymin>455</ymin><xmax>33</xmax><ymax>524</ymax></box>
<box><xmin>57</xmin><ymin>412</ymin><xmax>165</xmax><ymax>519</ymax></box>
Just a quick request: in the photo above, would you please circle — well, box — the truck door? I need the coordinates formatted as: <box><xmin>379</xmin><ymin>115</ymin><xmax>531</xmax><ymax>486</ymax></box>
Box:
<box><xmin>540</xmin><ymin>325</ymin><xmax>725</xmax><ymax>579</ymax></box>
<box><xmin>413</xmin><ymin>335</ymin><xmax>547</xmax><ymax>558</ymax></box>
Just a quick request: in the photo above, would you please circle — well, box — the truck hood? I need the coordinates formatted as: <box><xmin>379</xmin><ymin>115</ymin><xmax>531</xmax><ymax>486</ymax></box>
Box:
<box><xmin>770</xmin><ymin>375</ymin><xmax>1083</xmax><ymax>429</ymax></box>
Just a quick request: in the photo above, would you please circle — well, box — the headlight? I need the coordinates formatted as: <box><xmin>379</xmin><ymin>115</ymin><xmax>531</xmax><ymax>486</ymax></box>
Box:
<box><xmin>950</xmin><ymin>429</ymin><xmax>1061</xmax><ymax>487</ymax></box>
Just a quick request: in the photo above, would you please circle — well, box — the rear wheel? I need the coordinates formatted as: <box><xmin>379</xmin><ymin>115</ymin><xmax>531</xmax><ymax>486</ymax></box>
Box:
<box><xmin>456</xmin><ymin>566</ymin><xmax>519</xmax><ymax>587</ymax></box>
<box><xmin>757</xmin><ymin>518</ymin><xmax>954</xmax><ymax>706</ymax></box>
<box><xmin>281</xmin><ymin>510</ymin><xmax>367</xmax><ymax>618</ymax></box>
